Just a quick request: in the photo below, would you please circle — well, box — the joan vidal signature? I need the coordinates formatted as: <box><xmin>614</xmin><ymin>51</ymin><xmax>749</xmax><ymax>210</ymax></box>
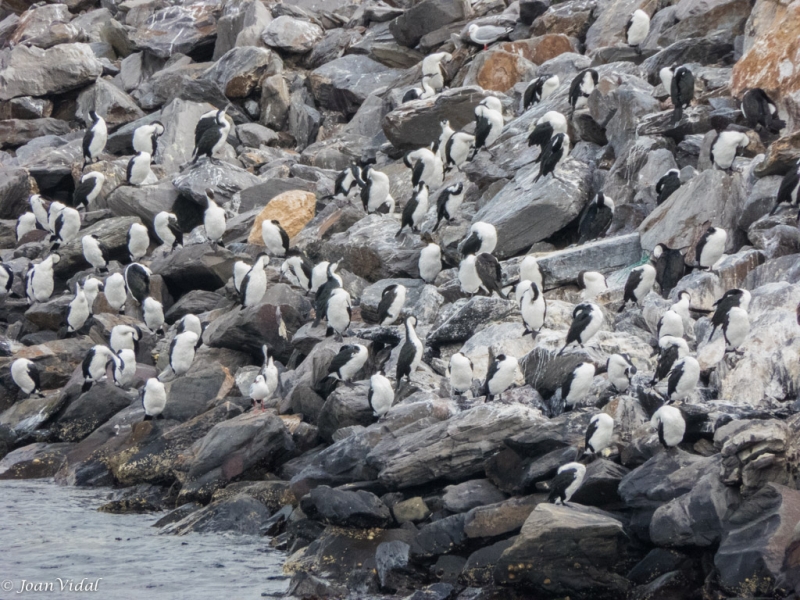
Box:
<box><xmin>3</xmin><ymin>578</ymin><xmax>102</xmax><ymax>593</ymax></box>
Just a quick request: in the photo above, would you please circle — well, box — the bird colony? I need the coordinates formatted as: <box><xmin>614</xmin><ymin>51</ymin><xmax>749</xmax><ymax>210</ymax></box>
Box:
<box><xmin>1</xmin><ymin>0</ymin><xmax>800</xmax><ymax>598</ymax></box>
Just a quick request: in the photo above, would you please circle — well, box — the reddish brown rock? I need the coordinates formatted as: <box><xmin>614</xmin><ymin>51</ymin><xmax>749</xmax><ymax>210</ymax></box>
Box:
<box><xmin>500</xmin><ymin>34</ymin><xmax>577</xmax><ymax>65</ymax></box>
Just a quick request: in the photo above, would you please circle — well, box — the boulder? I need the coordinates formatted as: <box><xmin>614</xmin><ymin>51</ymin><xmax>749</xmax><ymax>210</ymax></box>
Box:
<box><xmin>202</xmin><ymin>47</ymin><xmax>282</xmax><ymax>98</ymax></box>
<box><xmin>172</xmin><ymin>160</ymin><xmax>261</xmax><ymax>207</ymax></box>
<box><xmin>531</xmin><ymin>1</ymin><xmax>594</xmax><ymax>37</ymax></box>
<box><xmin>0</xmin><ymin>43</ymin><xmax>103</xmax><ymax>100</ymax></box>
<box><xmin>585</xmin><ymin>0</ymin><xmax>650</xmax><ymax>52</ymax></box>
<box><xmin>442</xmin><ymin>478</ymin><xmax>506</xmax><ymax>513</ymax></box>
<box><xmin>427</xmin><ymin>297</ymin><xmax>516</xmax><ymax>346</ymax></box>
<box><xmin>150</xmin><ymin>244</ymin><xmax>238</xmax><ymax>296</ymax></box>
<box><xmin>261</xmin><ymin>16</ymin><xmax>323</xmax><ymax>54</ymax></box>
<box><xmin>105</xmin><ymin>181</ymin><xmax>179</xmax><ymax>229</ymax></box>
<box><xmin>210</xmin><ymin>480</ymin><xmax>296</xmax><ymax>512</ymax></box>
<box><xmin>237</xmin><ymin>123</ymin><xmax>279</xmax><ymax>148</ymax></box>
<box><xmin>411</xmin><ymin>513</ymin><xmax>468</xmax><ymax>561</ymax></box>
<box><xmin>463</xmin><ymin>495</ymin><xmax>539</xmax><ymax>539</ymax></box>
<box><xmin>54</xmin><ymin>383</ymin><xmax>133</xmax><ymax>443</ymax></box>
<box><xmin>618</xmin><ymin>450</ymin><xmax>716</xmax><ymax>509</ymax></box>
<box><xmin>162</xmin><ymin>493</ymin><xmax>271</xmax><ymax>535</ymax></box>
<box><xmin>76</xmin><ymin>79</ymin><xmax>146</xmax><ymax>128</ymax></box>
<box><xmin>0</xmin><ymin>168</ymin><xmax>32</xmax><ymax>219</ymax></box>
<box><xmin>0</xmin><ymin>442</ymin><xmax>73</xmax><ymax>479</ymax></box>
<box><xmin>317</xmin><ymin>383</ymin><xmax>374</xmax><ymax>443</ymax></box>
<box><xmin>473</xmin><ymin>158</ymin><xmax>595</xmax><ymax>259</ymax></box>
<box><xmin>246</xmin><ymin>189</ymin><xmax>316</xmax><ymax>243</ymax></box>
<box><xmin>389</xmin><ymin>0</ymin><xmax>466</xmax><ymax>48</ymax></box>
<box><xmin>300</xmin><ymin>485</ymin><xmax>391</xmax><ymax>528</ymax></box>
<box><xmin>393</xmin><ymin>497</ymin><xmax>431</xmax><ymax>524</ymax></box>
<box><xmin>0</xmin><ymin>119</ymin><xmax>72</xmax><ymax>150</ymax></box>
<box><xmin>462</xmin><ymin>538</ymin><xmax>516</xmax><ymax>586</ymax></box>
<box><xmin>53</xmin><ymin>216</ymin><xmax>140</xmax><ymax>277</ymax></box>
<box><xmin>657</xmin><ymin>0</ymin><xmax>750</xmax><ymax>46</ymax></box>
<box><xmin>310</xmin><ymin>55</ymin><xmax>402</xmax><ymax>116</ymax></box>
<box><xmin>464</xmin><ymin>50</ymin><xmax>536</xmax><ymax>94</ymax></box>
<box><xmin>130</xmin><ymin>1</ymin><xmax>219</xmax><ymax>59</ymax></box>
<box><xmin>156</xmin><ymin>99</ymin><xmax>219</xmax><ymax>173</ymax></box>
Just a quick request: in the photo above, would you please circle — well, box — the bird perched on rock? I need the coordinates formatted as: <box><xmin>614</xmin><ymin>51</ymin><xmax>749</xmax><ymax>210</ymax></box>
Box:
<box><xmin>25</xmin><ymin>254</ymin><xmax>60</xmax><ymax>304</ymax></box>
<box><xmin>710</xmin><ymin>129</ymin><xmax>750</xmax><ymax>171</ymax></box>
<box><xmin>419</xmin><ymin>234</ymin><xmax>442</xmax><ymax>284</ymax></box>
<box><xmin>472</xmin><ymin>96</ymin><xmax>504</xmax><ymax>156</ymax></box>
<box><xmin>82</xmin><ymin>111</ymin><xmax>107</xmax><ymax>168</ymax></box>
<box><xmin>625</xmin><ymin>9</ymin><xmax>650</xmax><ymax>53</ymax></box>
<box><xmin>143</xmin><ymin>296</ymin><xmax>165</xmax><ymax>334</ymax></box>
<box><xmin>81</xmin><ymin>344</ymin><xmax>116</xmax><ymax>392</ymax></box>
<box><xmin>104</xmin><ymin>273</ymin><xmax>127</xmax><ymax>313</ymax></box>
<box><xmin>657</xmin><ymin>309</ymin><xmax>684</xmax><ymax>340</ymax></box>
<box><xmin>396</xmin><ymin>183</ymin><xmax>429</xmax><ymax>237</ymax></box>
<box><xmin>722</xmin><ymin>306</ymin><xmax>750</xmax><ymax>353</ymax></box>
<box><xmin>240</xmin><ymin>254</ymin><xmax>269</xmax><ymax>307</ymax></box>
<box><xmin>444</xmin><ymin>132</ymin><xmax>475</xmax><ymax>172</ymax></box>
<box><xmin>377</xmin><ymin>283</ymin><xmax>406</xmax><ymax>326</ymax></box>
<box><xmin>534</xmin><ymin>133</ymin><xmax>570</xmax><ymax>182</ymax></box>
<box><xmin>192</xmin><ymin>109</ymin><xmax>230</xmax><ymax>164</ymax></box>
<box><xmin>110</xmin><ymin>325</ymin><xmax>140</xmax><ymax>353</ymax></box>
<box><xmin>670</xmin><ymin>66</ymin><xmax>694</xmax><ymax>122</ymax></box>
<box><xmin>178</xmin><ymin>314</ymin><xmax>204</xmax><ymax>339</ymax></box>
<box><xmin>519</xmin><ymin>255</ymin><xmax>544</xmax><ymax>290</ymax></box>
<box><xmin>405</xmin><ymin>147</ymin><xmax>444</xmax><ymax>189</ymax></box>
<box><xmin>313</xmin><ymin>263</ymin><xmax>342</xmax><ymax>326</ymax></box>
<box><xmin>127</xmin><ymin>151</ymin><xmax>154</xmax><ymax>186</ymax></box>
<box><xmin>369</xmin><ymin>371</ymin><xmax>394</xmax><ymax>419</ymax></box>
<box><xmin>326</xmin><ymin>288</ymin><xmax>352</xmax><ymax>340</ymax></box>
<box><xmin>619</xmin><ymin>263</ymin><xmax>656</xmax><ymax>311</ymax></box>
<box><xmin>651</xmin><ymin>336</ymin><xmax>689</xmax><ymax>385</ymax></box>
<box><xmin>402</xmin><ymin>75</ymin><xmax>436</xmax><ymax>103</ymax></box>
<box><xmin>568</xmin><ymin>69</ymin><xmax>598</xmax><ymax>115</ymax></box>
<box><xmin>204</xmin><ymin>190</ymin><xmax>226</xmax><ymax>246</ymax></box>
<box><xmin>708</xmin><ymin>288</ymin><xmax>751</xmax><ymax>341</ymax></box>
<box><xmin>328</xmin><ymin>344</ymin><xmax>369</xmax><ymax>386</ymax></box>
<box><xmin>249</xmin><ymin>373</ymin><xmax>272</xmax><ymax>412</ymax></box>
<box><xmin>652</xmin><ymin>244</ymin><xmax>685</xmax><ymax>298</ymax></box>
<box><xmin>520</xmin><ymin>281</ymin><xmax>546</xmax><ymax>337</ymax></box>
<box><xmin>655</xmin><ymin>169</ymin><xmax>681</xmax><ymax>205</ymax></box>
<box><xmin>577</xmin><ymin>271</ymin><xmax>607</xmax><ymax>301</ymax></box>
<box><xmin>467</xmin><ymin>23</ymin><xmax>513</xmax><ymax>49</ymax></box>
<box><xmin>73</xmin><ymin>172</ymin><xmax>105</xmax><ymax>210</ymax></box>
<box><xmin>67</xmin><ymin>283</ymin><xmax>91</xmax><ymax>333</ymax></box>
<box><xmin>559</xmin><ymin>302</ymin><xmax>603</xmax><ymax>355</ymax></box>
<box><xmin>132</xmin><ymin>121</ymin><xmax>165</xmax><ymax>157</ymax></box>
<box><xmin>0</xmin><ymin>258</ymin><xmax>13</xmax><ymax>296</ymax></box>
<box><xmin>396</xmin><ymin>316</ymin><xmax>424</xmax><ymax>390</ymax></box>
<box><xmin>651</xmin><ymin>405</ymin><xmax>685</xmax><ymax>449</ymax></box>
<box><xmin>607</xmin><ymin>354</ymin><xmax>636</xmax><ymax>393</ymax></box>
<box><xmin>771</xmin><ymin>159</ymin><xmax>800</xmax><ymax>215</ymax></box>
<box><xmin>524</xmin><ymin>75</ymin><xmax>559</xmax><ymax>109</ymax></box>
<box><xmin>482</xmin><ymin>354</ymin><xmax>518</xmax><ymax>401</ymax></box>
<box><xmin>113</xmin><ymin>348</ymin><xmax>137</xmax><ymax>389</ymax></box>
<box><xmin>585</xmin><ymin>413</ymin><xmax>614</xmax><ymax>455</ymax></box>
<box><xmin>548</xmin><ymin>462</ymin><xmax>586</xmax><ymax>505</ymax></box>
<box><xmin>127</xmin><ymin>222</ymin><xmax>150</xmax><ymax>261</ymax></box>
<box><xmin>11</xmin><ymin>358</ymin><xmax>41</xmax><ymax>397</ymax></box>
<box><xmin>459</xmin><ymin>253</ymin><xmax>506</xmax><ymax>298</ymax></box>
<box><xmin>659</xmin><ymin>65</ymin><xmax>675</xmax><ymax>93</ymax></box>
<box><xmin>448</xmin><ymin>352</ymin><xmax>474</xmax><ymax>397</ymax></box>
<box><xmin>16</xmin><ymin>212</ymin><xmax>38</xmax><ymax>241</ymax></box>
<box><xmin>49</xmin><ymin>204</ymin><xmax>80</xmax><ymax>249</ymax></box>
<box><xmin>167</xmin><ymin>331</ymin><xmax>200</xmax><ymax>377</ymax></box>
<box><xmin>666</xmin><ymin>356</ymin><xmax>700</xmax><ymax>402</ymax></box>
<box><xmin>433</xmin><ymin>182</ymin><xmax>465</xmax><ymax>231</ymax></box>
<box><xmin>361</xmin><ymin>165</ymin><xmax>394</xmax><ymax>214</ymax></box>
<box><xmin>141</xmin><ymin>378</ymin><xmax>167</xmax><ymax>421</ymax></box>
<box><xmin>461</xmin><ymin>222</ymin><xmax>497</xmax><ymax>256</ymax></box>
<box><xmin>578</xmin><ymin>193</ymin><xmax>614</xmax><ymax>244</ymax></box>
<box><xmin>29</xmin><ymin>194</ymin><xmax>49</xmax><ymax>231</ymax></box>
<box><xmin>154</xmin><ymin>212</ymin><xmax>182</xmax><ymax>250</ymax></box>
<box><xmin>527</xmin><ymin>111</ymin><xmax>567</xmax><ymax>152</ymax></box>
<box><xmin>262</xmin><ymin>219</ymin><xmax>290</xmax><ymax>256</ymax></box>
<box><xmin>436</xmin><ymin>120</ymin><xmax>454</xmax><ymax>163</ymax></box>
<box><xmin>694</xmin><ymin>226</ymin><xmax>727</xmax><ymax>270</ymax></box>
<box><xmin>281</xmin><ymin>255</ymin><xmax>312</xmax><ymax>291</ymax></box>
<box><xmin>561</xmin><ymin>361</ymin><xmax>595</xmax><ymax>412</ymax></box>
<box><xmin>741</xmin><ymin>88</ymin><xmax>784</xmax><ymax>134</ymax></box>
<box><xmin>421</xmin><ymin>51</ymin><xmax>451</xmax><ymax>91</ymax></box>
<box><xmin>334</xmin><ymin>164</ymin><xmax>365</xmax><ymax>198</ymax></box>
<box><xmin>82</xmin><ymin>235</ymin><xmax>109</xmax><ymax>272</ymax></box>
<box><xmin>671</xmin><ymin>291</ymin><xmax>692</xmax><ymax>321</ymax></box>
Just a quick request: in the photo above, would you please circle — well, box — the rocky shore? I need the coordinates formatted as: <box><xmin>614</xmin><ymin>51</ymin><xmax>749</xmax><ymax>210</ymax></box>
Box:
<box><xmin>1</xmin><ymin>0</ymin><xmax>800</xmax><ymax>598</ymax></box>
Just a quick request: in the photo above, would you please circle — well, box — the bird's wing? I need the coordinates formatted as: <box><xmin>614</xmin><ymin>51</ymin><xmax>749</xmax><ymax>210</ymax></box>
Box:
<box><xmin>279</xmin><ymin>225</ymin><xmax>290</xmax><ymax>253</ymax></box>
<box><xmin>548</xmin><ymin>469</ymin><xmax>575</xmax><ymax>502</ymax></box>
<box><xmin>585</xmin><ymin>419</ymin><xmax>598</xmax><ymax>451</ymax></box>
<box><xmin>28</xmin><ymin>362</ymin><xmax>40</xmax><ymax>391</ymax></box>
<box><xmin>461</xmin><ymin>232</ymin><xmax>481</xmax><ymax>256</ymax></box>
<box><xmin>474</xmin><ymin>114</ymin><xmax>492</xmax><ymax>149</ymax></box>
<box><xmin>194</xmin><ymin>115</ymin><xmax>217</xmax><ymax>147</ymax></box>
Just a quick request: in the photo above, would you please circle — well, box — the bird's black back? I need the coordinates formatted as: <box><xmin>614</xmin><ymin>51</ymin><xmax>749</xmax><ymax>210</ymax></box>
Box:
<box><xmin>585</xmin><ymin>418</ymin><xmax>598</xmax><ymax>452</ymax></box>
<box><xmin>623</xmin><ymin>268</ymin><xmax>644</xmax><ymax>303</ymax></box>
<box><xmin>376</xmin><ymin>286</ymin><xmax>396</xmax><ymax>324</ymax></box>
<box><xmin>411</xmin><ymin>159</ymin><xmax>425</xmax><ymax>188</ymax></box>
<box><xmin>654</xmin><ymin>344</ymin><xmax>679</xmax><ymax>383</ymax></box>
<box><xmin>523</xmin><ymin>77</ymin><xmax>544</xmax><ymax>109</ymax></box>
<box><xmin>666</xmin><ymin>360</ymin><xmax>684</xmax><ymax>397</ymax></box>
<box><xmin>547</xmin><ymin>469</ymin><xmax>575</xmax><ymax>503</ymax></box>
<box><xmin>474</xmin><ymin>113</ymin><xmax>492</xmax><ymax>150</ymax></box>
<box><xmin>315</xmin><ymin>277</ymin><xmax>341</xmax><ymax>316</ymax></box>
<box><xmin>194</xmin><ymin>114</ymin><xmax>217</xmax><ymax>148</ymax></box>
<box><xmin>566</xmin><ymin>308</ymin><xmax>593</xmax><ymax>345</ymax></box>
<box><xmin>528</xmin><ymin>121</ymin><xmax>554</xmax><ymax>151</ymax></box>
<box><xmin>461</xmin><ymin>231</ymin><xmax>481</xmax><ymax>256</ymax></box>
<box><xmin>694</xmin><ymin>229</ymin><xmax>713</xmax><ymax>266</ymax></box>
<box><xmin>396</xmin><ymin>340</ymin><xmax>417</xmax><ymax>381</ymax></box>
<box><xmin>475</xmin><ymin>253</ymin><xmax>504</xmax><ymax>297</ymax></box>
<box><xmin>27</xmin><ymin>362</ymin><xmax>40</xmax><ymax>391</ymax></box>
<box><xmin>73</xmin><ymin>178</ymin><xmax>95</xmax><ymax>208</ymax></box>
<box><xmin>655</xmin><ymin>248</ymin><xmax>685</xmax><ymax>298</ymax></box>
<box><xmin>329</xmin><ymin>345</ymin><xmax>358</xmax><ymax>377</ymax></box>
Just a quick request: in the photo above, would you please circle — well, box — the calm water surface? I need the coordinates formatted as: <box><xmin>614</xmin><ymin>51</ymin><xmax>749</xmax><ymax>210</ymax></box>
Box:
<box><xmin>0</xmin><ymin>480</ymin><xmax>289</xmax><ymax>600</ymax></box>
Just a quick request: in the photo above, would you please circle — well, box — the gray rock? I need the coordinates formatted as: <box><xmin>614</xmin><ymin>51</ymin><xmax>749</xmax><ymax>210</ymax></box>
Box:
<box><xmin>0</xmin><ymin>442</ymin><xmax>73</xmax><ymax>479</ymax></box>
<box><xmin>442</xmin><ymin>479</ymin><xmax>506</xmax><ymax>513</ymax></box>
<box><xmin>261</xmin><ymin>16</ymin><xmax>323</xmax><ymax>53</ymax></box>
<box><xmin>0</xmin><ymin>119</ymin><xmax>72</xmax><ymax>150</ymax></box>
<box><xmin>462</xmin><ymin>538</ymin><xmax>516</xmax><ymax>587</ymax></box>
<box><xmin>202</xmin><ymin>47</ymin><xmax>282</xmax><ymax>98</ymax></box>
<box><xmin>657</xmin><ymin>0</ymin><xmax>750</xmax><ymax>47</ymax></box>
<box><xmin>317</xmin><ymin>383</ymin><xmax>374</xmax><ymax>443</ymax></box>
<box><xmin>473</xmin><ymin>158</ymin><xmax>595</xmax><ymax>259</ymax></box>
<box><xmin>236</xmin><ymin>123</ymin><xmax>278</xmax><ymax>148</ymax></box>
<box><xmin>105</xmin><ymin>181</ymin><xmax>179</xmax><ymax>229</ymax></box>
<box><xmin>300</xmin><ymin>485</ymin><xmax>391</xmax><ymax>528</ymax></box>
<box><xmin>388</xmin><ymin>0</ymin><xmax>466</xmax><ymax>48</ymax></box>
<box><xmin>162</xmin><ymin>494</ymin><xmax>271</xmax><ymax>535</ymax></box>
<box><xmin>310</xmin><ymin>55</ymin><xmax>402</xmax><ymax>116</ymax></box>
<box><xmin>76</xmin><ymin>79</ymin><xmax>145</xmax><ymax>128</ymax></box>
<box><xmin>376</xmin><ymin>540</ymin><xmax>423</xmax><ymax>592</ymax></box>
<box><xmin>130</xmin><ymin>2</ymin><xmax>219</xmax><ymax>59</ymax></box>
<box><xmin>172</xmin><ymin>160</ymin><xmax>261</xmax><ymax>206</ymax></box>
<box><xmin>411</xmin><ymin>513</ymin><xmax>468</xmax><ymax>560</ymax></box>
<box><xmin>53</xmin><ymin>216</ymin><xmax>140</xmax><ymax>278</ymax></box>
<box><xmin>619</xmin><ymin>449</ymin><xmax>715</xmax><ymax>509</ymax></box>
<box><xmin>0</xmin><ymin>168</ymin><xmax>32</xmax><ymax>219</ymax></box>
<box><xmin>0</xmin><ymin>43</ymin><xmax>103</xmax><ymax>101</ymax></box>
<box><xmin>150</xmin><ymin>243</ymin><xmax>237</xmax><ymax>295</ymax></box>
<box><xmin>428</xmin><ymin>297</ymin><xmax>516</xmax><ymax>346</ymax></box>
<box><xmin>640</xmin><ymin>36</ymin><xmax>734</xmax><ymax>82</ymax></box>
<box><xmin>360</xmin><ymin>278</ymin><xmax>426</xmax><ymax>324</ymax></box>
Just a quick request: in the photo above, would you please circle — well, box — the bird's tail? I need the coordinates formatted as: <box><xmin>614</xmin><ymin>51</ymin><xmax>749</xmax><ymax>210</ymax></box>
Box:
<box><xmin>557</xmin><ymin>344</ymin><xmax>567</xmax><ymax>356</ymax></box>
<box><xmin>395</xmin><ymin>226</ymin><xmax>404</xmax><ymax>239</ymax></box>
<box><xmin>672</xmin><ymin>104</ymin><xmax>683</xmax><ymax>123</ymax></box>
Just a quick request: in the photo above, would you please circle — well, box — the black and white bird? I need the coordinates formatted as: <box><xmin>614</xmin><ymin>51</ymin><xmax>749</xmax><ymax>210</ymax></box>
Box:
<box><xmin>722</xmin><ymin>306</ymin><xmax>750</xmax><ymax>352</ymax></box>
<box><xmin>667</xmin><ymin>356</ymin><xmax>700</xmax><ymax>402</ymax></box>
<box><xmin>177</xmin><ymin>314</ymin><xmax>204</xmax><ymax>339</ymax></box>
<box><xmin>82</xmin><ymin>111</ymin><xmax>107</xmax><ymax>168</ymax></box>
<box><xmin>327</xmin><ymin>344</ymin><xmax>368</xmax><ymax>385</ymax></box>
<box><xmin>433</xmin><ymin>182</ymin><xmax>465</xmax><ymax>231</ymax></box>
<box><xmin>127</xmin><ymin>151</ymin><xmax>154</xmax><ymax>186</ymax></box>
<box><xmin>473</xmin><ymin>96</ymin><xmax>504</xmax><ymax>156</ymax></box>
<box><xmin>313</xmin><ymin>263</ymin><xmax>343</xmax><ymax>325</ymax></box>
<box><xmin>519</xmin><ymin>281</ymin><xmax>546</xmax><ymax>336</ymax></box>
<box><xmin>326</xmin><ymin>288</ymin><xmax>352</xmax><ymax>339</ymax></box>
<box><xmin>585</xmin><ymin>413</ymin><xmax>614</xmax><ymax>455</ymax></box>
<box><xmin>154</xmin><ymin>211</ymin><xmax>182</xmax><ymax>249</ymax></box>
<box><xmin>16</xmin><ymin>212</ymin><xmax>38</xmax><ymax>241</ymax></box>
<box><xmin>30</xmin><ymin>194</ymin><xmax>49</xmax><ymax>231</ymax></box>
<box><xmin>561</xmin><ymin>361</ymin><xmax>595</xmax><ymax>410</ymax></box>
<box><xmin>651</xmin><ymin>405</ymin><xmax>685</xmax><ymax>449</ymax></box>
<box><xmin>361</xmin><ymin>166</ymin><xmax>394</xmax><ymax>214</ymax></box>
<box><xmin>368</xmin><ymin>372</ymin><xmax>394</xmax><ymax>419</ymax></box>
<box><xmin>81</xmin><ymin>235</ymin><xmax>109</xmax><ymax>272</ymax></box>
<box><xmin>249</xmin><ymin>373</ymin><xmax>272</xmax><ymax>411</ymax></box>
<box><xmin>261</xmin><ymin>219</ymin><xmax>290</xmax><ymax>256</ymax></box>
<box><xmin>192</xmin><ymin>109</ymin><xmax>231</xmax><ymax>164</ymax></box>
<box><xmin>772</xmin><ymin>159</ymin><xmax>800</xmax><ymax>215</ymax></box>
<box><xmin>655</xmin><ymin>169</ymin><xmax>681</xmax><ymax>205</ymax></box>
<box><xmin>396</xmin><ymin>183</ymin><xmax>429</xmax><ymax>237</ymax></box>
<box><xmin>659</xmin><ymin>65</ymin><xmax>675</xmax><ymax>93</ymax></box>
<box><xmin>132</xmin><ymin>121</ymin><xmax>165</xmax><ymax>156</ymax></box>
<box><xmin>402</xmin><ymin>75</ymin><xmax>436</xmax><ymax>103</ymax></box>
<box><xmin>11</xmin><ymin>358</ymin><xmax>40</xmax><ymax>396</ymax></box>
<box><xmin>396</xmin><ymin>316</ymin><xmax>424</xmax><ymax>390</ymax></box>
<box><xmin>419</xmin><ymin>236</ymin><xmax>442</xmax><ymax>284</ymax></box>
<box><xmin>619</xmin><ymin>263</ymin><xmax>656</xmax><ymax>311</ymax></box>
<box><xmin>671</xmin><ymin>291</ymin><xmax>691</xmax><ymax>321</ymax></box>
<box><xmin>83</xmin><ymin>278</ymin><xmax>103</xmax><ymax>313</ymax></box>
<box><xmin>204</xmin><ymin>190</ymin><xmax>227</xmax><ymax>245</ymax></box>
<box><xmin>310</xmin><ymin>261</ymin><xmax>341</xmax><ymax>295</ymax></box>
<box><xmin>625</xmin><ymin>9</ymin><xmax>650</xmax><ymax>53</ymax></box>
<box><xmin>143</xmin><ymin>297</ymin><xmax>165</xmax><ymax>334</ymax></box>
<box><xmin>113</xmin><ymin>348</ymin><xmax>137</xmax><ymax>389</ymax></box>
<box><xmin>708</xmin><ymin>288</ymin><xmax>751</xmax><ymax>341</ymax></box>
<box><xmin>710</xmin><ymin>130</ymin><xmax>750</xmax><ymax>171</ymax></box>
<box><xmin>421</xmin><ymin>51</ymin><xmax>451</xmax><ymax>91</ymax></box>
<box><xmin>49</xmin><ymin>204</ymin><xmax>81</xmax><ymax>249</ymax></box>
<box><xmin>741</xmin><ymin>88</ymin><xmax>784</xmax><ymax>134</ymax></box>
<box><xmin>110</xmin><ymin>324</ymin><xmax>140</xmax><ymax>353</ymax></box>
<box><xmin>577</xmin><ymin>271</ymin><xmax>608</xmax><ymax>300</ymax></box>
<box><xmin>459</xmin><ymin>253</ymin><xmax>506</xmax><ymax>298</ymax></box>
<box><xmin>578</xmin><ymin>193</ymin><xmax>614</xmax><ymax>244</ymax></box>
<box><xmin>652</xmin><ymin>243</ymin><xmax>685</xmax><ymax>298</ymax></box>
<box><xmin>657</xmin><ymin>309</ymin><xmax>684</xmax><ymax>339</ymax></box>
<box><xmin>167</xmin><ymin>331</ymin><xmax>199</xmax><ymax>376</ymax></box>
<box><xmin>334</xmin><ymin>164</ymin><xmax>365</xmax><ymax>198</ymax></box>
<box><xmin>548</xmin><ymin>462</ymin><xmax>586</xmax><ymax>505</ymax></box>
<box><xmin>141</xmin><ymin>378</ymin><xmax>167</xmax><ymax>421</ymax></box>
<box><xmin>527</xmin><ymin>110</ymin><xmax>568</xmax><ymax>152</ymax></box>
<box><xmin>406</xmin><ymin>147</ymin><xmax>444</xmax><ymax>189</ymax></box>
<box><xmin>559</xmin><ymin>302</ymin><xmax>603</xmax><ymax>355</ymax></box>
<box><xmin>0</xmin><ymin>258</ymin><xmax>13</xmax><ymax>296</ymax></box>
<box><xmin>444</xmin><ymin>132</ymin><xmax>475</xmax><ymax>171</ymax></box>
<box><xmin>377</xmin><ymin>283</ymin><xmax>406</xmax><ymax>326</ymax></box>
<box><xmin>694</xmin><ymin>226</ymin><xmax>727</xmax><ymax>270</ymax></box>
<box><xmin>533</xmin><ymin>133</ymin><xmax>570</xmax><ymax>182</ymax></box>
<box><xmin>25</xmin><ymin>253</ymin><xmax>60</xmax><ymax>304</ymax></box>
<box><xmin>67</xmin><ymin>283</ymin><xmax>91</xmax><ymax>333</ymax></box>
<box><xmin>651</xmin><ymin>336</ymin><xmax>689</xmax><ymax>385</ymax></box>
<box><xmin>281</xmin><ymin>255</ymin><xmax>312</xmax><ymax>291</ymax></box>
<box><xmin>240</xmin><ymin>253</ymin><xmax>269</xmax><ymax>307</ymax></box>
<box><xmin>233</xmin><ymin>260</ymin><xmax>251</xmax><ymax>296</ymax></box>
<box><xmin>127</xmin><ymin>222</ymin><xmax>150</xmax><ymax>261</ymax></box>
<box><xmin>523</xmin><ymin>75</ymin><xmax>560</xmax><ymax>109</ymax></box>
<box><xmin>104</xmin><ymin>273</ymin><xmax>127</xmax><ymax>313</ymax></box>
<box><xmin>482</xmin><ymin>354</ymin><xmax>519</xmax><ymax>401</ymax></box>
<box><xmin>568</xmin><ymin>69</ymin><xmax>598</xmax><ymax>114</ymax></box>
<box><xmin>448</xmin><ymin>352</ymin><xmax>474</xmax><ymax>397</ymax></box>
<box><xmin>519</xmin><ymin>255</ymin><xmax>544</xmax><ymax>290</ymax></box>
<box><xmin>607</xmin><ymin>353</ymin><xmax>636</xmax><ymax>393</ymax></box>
<box><xmin>461</xmin><ymin>222</ymin><xmax>497</xmax><ymax>257</ymax></box>
<box><xmin>81</xmin><ymin>344</ymin><xmax>116</xmax><ymax>392</ymax></box>
<box><xmin>72</xmin><ymin>172</ymin><xmax>105</xmax><ymax>210</ymax></box>
<box><xmin>124</xmin><ymin>263</ymin><xmax>151</xmax><ymax>305</ymax></box>
<box><xmin>467</xmin><ymin>23</ymin><xmax>513</xmax><ymax>49</ymax></box>
<box><xmin>670</xmin><ymin>66</ymin><xmax>694</xmax><ymax>122</ymax></box>
<box><xmin>437</xmin><ymin>120</ymin><xmax>454</xmax><ymax>162</ymax></box>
